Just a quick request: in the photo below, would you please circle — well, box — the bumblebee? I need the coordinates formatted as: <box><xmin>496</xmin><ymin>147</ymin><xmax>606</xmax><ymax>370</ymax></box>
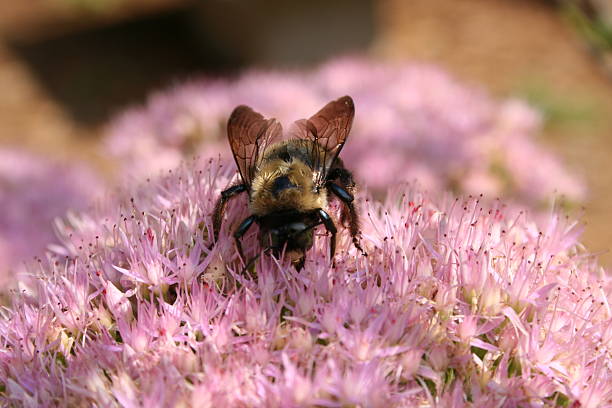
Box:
<box><xmin>213</xmin><ymin>96</ymin><xmax>364</xmax><ymax>270</ymax></box>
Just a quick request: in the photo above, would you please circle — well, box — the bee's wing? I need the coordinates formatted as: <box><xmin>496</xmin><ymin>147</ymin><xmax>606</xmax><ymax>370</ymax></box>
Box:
<box><xmin>292</xmin><ymin>95</ymin><xmax>354</xmax><ymax>188</ymax></box>
<box><xmin>227</xmin><ymin>105</ymin><xmax>282</xmax><ymax>187</ymax></box>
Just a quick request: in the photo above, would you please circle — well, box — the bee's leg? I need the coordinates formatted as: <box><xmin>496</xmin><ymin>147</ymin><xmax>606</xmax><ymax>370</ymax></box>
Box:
<box><xmin>327</xmin><ymin>165</ymin><xmax>356</xmax><ymax>195</ymax></box>
<box><xmin>233</xmin><ymin>215</ymin><xmax>258</xmax><ymax>262</ymax></box>
<box><xmin>326</xmin><ymin>182</ymin><xmax>367</xmax><ymax>257</ymax></box>
<box><xmin>317</xmin><ymin>209</ymin><xmax>337</xmax><ymax>262</ymax></box>
<box><xmin>327</xmin><ymin>166</ymin><xmax>358</xmax><ymax>227</ymax></box>
<box><xmin>212</xmin><ymin>184</ymin><xmax>248</xmax><ymax>241</ymax></box>
<box><xmin>328</xmin><ymin>182</ymin><xmax>354</xmax><ymax>202</ymax></box>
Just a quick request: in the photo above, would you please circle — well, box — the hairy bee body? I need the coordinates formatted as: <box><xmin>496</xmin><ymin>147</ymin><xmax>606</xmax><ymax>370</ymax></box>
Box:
<box><xmin>213</xmin><ymin>96</ymin><xmax>364</xmax><ymax>270</ymax></box>
<box><xmin>251</xmin><ymin>140</ymin><xmax>354</xmax><ymax>263</ymax></box>
<box><xmin>250</xmin><ymin>140</ymin><xmax>329</xmax><ymax>216</ymax></box>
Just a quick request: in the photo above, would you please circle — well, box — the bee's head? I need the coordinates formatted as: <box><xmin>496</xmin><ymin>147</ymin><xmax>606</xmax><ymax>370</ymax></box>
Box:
<box><xmin>250</xmin><ymin>159</ymin><xmax>327</xmax><ymax>216</ymax></box>
<box><xmin>267</xmin><ymin>222</ymin><xmax>314</xmax><ymax>251</ymax></box>
<box><xmin>261</xmin><ymin>221</ymin><xmax>314</xmax><ymax>267</ymax></box>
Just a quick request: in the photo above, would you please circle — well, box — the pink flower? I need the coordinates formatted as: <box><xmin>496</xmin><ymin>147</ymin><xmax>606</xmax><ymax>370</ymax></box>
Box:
<box><xmin>105</xmin><ymin>57</ymin><xmax>586</xmax><ymax>208</ymax></box>
<box><xmin>0</xmin><ymin>148</ymin><xmax>104</xmax><ymax>290</ymax></box>
<box><xmin>0</xmin><ymin>158</ymin><xmax>607</xmax><ymax>406</ymax></box>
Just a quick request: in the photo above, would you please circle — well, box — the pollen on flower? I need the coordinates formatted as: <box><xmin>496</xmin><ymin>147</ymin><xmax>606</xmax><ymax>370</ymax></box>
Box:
<box><xmin>0</xmin><ymin>158</ymin><xmax>608</xmax><ymax>407</ymax></box>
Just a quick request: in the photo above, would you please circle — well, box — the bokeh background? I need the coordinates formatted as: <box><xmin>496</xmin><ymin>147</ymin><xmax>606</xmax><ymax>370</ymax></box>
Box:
<box><xmin>0</xmin><ymin>0</ymin><xmax>610</xmax><ymax>273</ymax></box>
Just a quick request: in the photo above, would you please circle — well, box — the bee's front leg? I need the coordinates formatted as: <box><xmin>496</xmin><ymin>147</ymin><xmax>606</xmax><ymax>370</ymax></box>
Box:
<box><xmin>234</xmin><ymin>215</ymin><xmax>258</xmax><ymax>262</ymax></box>
<box><xmin>317</xmin><ymin>209</ymin><xmax>337</xmax><ymax>262</ymax></box>
<box><xmin>327</xmin><ymin>163</ymin><xmax>355</xmax><ymax>187</ymax></box>
<box><xmin>212</xmin><ymin>183</ymin><xmax>248</xmax><ymax>241</ymax></box>
<box><xmin>326</xmin><ymin>181</ymin><xmax>367</xmax><ymax>257</ymax></box>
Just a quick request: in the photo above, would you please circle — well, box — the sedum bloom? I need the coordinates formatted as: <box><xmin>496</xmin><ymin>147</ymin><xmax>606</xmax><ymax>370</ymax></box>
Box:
<box><xmin>0</xmin><ymin>158</ymin><xmax>608</xmax><ymax>407</ymax></box>
<box><xmin>0</xmin><ymin>148</ymin><xmax>104</xmax><ymax>290</ymax></box>
<box><xmin>106</xmin><ymin>58</ymin><xmax>585</xmax><ymax>207</ymax></box>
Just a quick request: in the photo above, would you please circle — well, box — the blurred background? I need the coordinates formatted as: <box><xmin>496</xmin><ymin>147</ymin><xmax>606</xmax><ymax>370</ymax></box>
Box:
<box><xmin>0</xmin><ymin>0</ymin><xmax>611</xmax><ymax>276</ymax></box>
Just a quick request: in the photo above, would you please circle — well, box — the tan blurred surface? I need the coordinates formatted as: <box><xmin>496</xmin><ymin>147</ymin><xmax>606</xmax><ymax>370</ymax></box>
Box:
<box><xmin>0</xmin><ymin>0</ymin><xmax>610</xmax><ymax>265</ymax></box>
<box><xmin>0</xmin><ymin>0</ymin><xmax>185</xmax><ymax>40</ymax></box>
<box><xmin>0</xmin><ymin>0</ymin><xmax>195</xmax><ymax>168</ymax></box>
<box><xmin>375</xmin><ymin>0</ymin><xmax>612</xmax><ymax>266</ymax></box>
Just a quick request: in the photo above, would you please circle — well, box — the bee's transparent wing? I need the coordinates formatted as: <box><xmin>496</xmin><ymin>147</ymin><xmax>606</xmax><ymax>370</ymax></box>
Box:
<box><xmin>292</xmin><ymin>95</ymin><xmax>355</xmax><ymax>188</ymax></box>
<box><xmin>227</xmin><ymin>105</ymin><xmax>282</xmax><ymax>187</ymax></box>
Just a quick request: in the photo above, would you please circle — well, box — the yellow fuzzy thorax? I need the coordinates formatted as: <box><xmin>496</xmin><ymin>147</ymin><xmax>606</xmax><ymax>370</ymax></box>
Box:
<box><xmin>249</xmin><ymin>158</ymin><xmax>327</xmax><ymax>216</ymax></box>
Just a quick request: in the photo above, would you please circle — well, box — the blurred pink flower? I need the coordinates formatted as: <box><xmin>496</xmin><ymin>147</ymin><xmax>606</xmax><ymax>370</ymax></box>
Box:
<box><xmin>0</xmin><ymin>159</ymin><xmax>608</xmax><ymax>406</ymax></box>
<box><xmin>0</xmin><ymin>148</ymin><xmax>104</xmax><ymax>288</ymax></box>
<box><xmin>106</xmin><ymin>58</ymin><xmax>586</xmax><ymax>207</ymax></box>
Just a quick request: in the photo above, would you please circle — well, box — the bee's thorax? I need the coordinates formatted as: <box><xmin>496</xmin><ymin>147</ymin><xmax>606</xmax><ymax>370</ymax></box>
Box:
<box><xmin>249</xmin><ymin>155</ymin><xmax>327</xmax><ymax>216</ymax></box>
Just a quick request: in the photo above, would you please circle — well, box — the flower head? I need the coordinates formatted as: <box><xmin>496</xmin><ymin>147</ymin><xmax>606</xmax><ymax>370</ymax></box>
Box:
<box><xmin>0</xmin><ymin>158</ymin><xmax>607</xmax><ymax>406</ymax></box>
<box><xmin>0</xmin><ymin>148</ymin><xmax>104</xmax><ymax>290</ymax></box>
<box><xmin>106</xmin><ymin>58</ymin><xmax>586</xmax><ymax>208</ymax></box>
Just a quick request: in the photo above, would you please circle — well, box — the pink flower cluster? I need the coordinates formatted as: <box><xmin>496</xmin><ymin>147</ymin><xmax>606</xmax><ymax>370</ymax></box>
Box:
<box><xmin>1</xmin><ymin>159</ymin><xmax>608</xmax><ymax>406</ymax></box>
<box><xmin>0</xmin><ymin>148</ymin><xmax>104</xmax><ymax>288</ymax></box>
<box><xmin>106</xmin><ymin>58</ymin><xmax>585</xmax><ymax>205</ymax></box>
